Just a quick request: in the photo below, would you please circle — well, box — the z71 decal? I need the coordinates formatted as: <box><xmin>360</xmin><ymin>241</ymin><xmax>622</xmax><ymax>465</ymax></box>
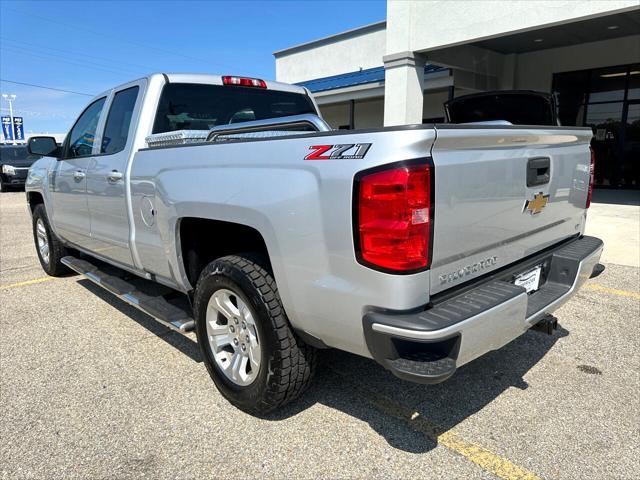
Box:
<box><xmin>304</xmin><ymin>143</ymin><xmax>372</xmax><ymax>160</ymax></box>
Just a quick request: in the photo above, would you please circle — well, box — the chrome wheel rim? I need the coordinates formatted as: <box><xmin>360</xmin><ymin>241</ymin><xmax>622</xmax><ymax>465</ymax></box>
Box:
<box><xmin>36</xmin><ymin>219</ymin><xmax>50</xmax><ymax>265</ymax></box>
<box><xmin>206</xmin><ymin>288</ymin><xmax>262</xmax><ymax>387</ymax></box>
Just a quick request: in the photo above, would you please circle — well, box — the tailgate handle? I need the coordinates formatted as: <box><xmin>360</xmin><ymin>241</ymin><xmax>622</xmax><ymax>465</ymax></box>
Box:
<box><xmin>527</xmin><ymin>157</ymin><xmax>550</xmax><ymax>187</ymax></box>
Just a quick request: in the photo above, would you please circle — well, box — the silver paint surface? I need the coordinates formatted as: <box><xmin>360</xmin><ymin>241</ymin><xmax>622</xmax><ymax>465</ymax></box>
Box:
<box><xmin>26</xmin><ymin>73</ymin><xmax>593</xmax><ymax>358</ymax></box>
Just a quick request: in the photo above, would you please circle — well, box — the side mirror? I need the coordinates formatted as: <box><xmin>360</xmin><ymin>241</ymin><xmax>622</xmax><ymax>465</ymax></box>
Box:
<box><xmin>28</xmin><ymin>136</ymin><xmax>60</xmax><ymax>157</ymax></box>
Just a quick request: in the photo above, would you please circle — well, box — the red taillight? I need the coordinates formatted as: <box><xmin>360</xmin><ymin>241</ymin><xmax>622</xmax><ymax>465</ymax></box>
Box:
<box><xmin>222</xmin><ymin>76</ymin><xmax>267</xmax><ymax>88</ymax></box>
<box><xmin>586</xmin><ymin>147</ymin><xmax>595</xmax><ymax>208</ymax></box>
<box><xmin>355</xmin><ymin>162</ymin><xmax>432</xmax><ymax>272</ymax></box>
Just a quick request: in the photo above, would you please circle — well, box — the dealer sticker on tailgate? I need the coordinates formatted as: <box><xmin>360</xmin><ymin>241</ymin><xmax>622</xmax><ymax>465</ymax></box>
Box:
<box><xmin>514</xmin><ymin>265</ymin><xmax>542</xmax><ymax>293</ymax></box>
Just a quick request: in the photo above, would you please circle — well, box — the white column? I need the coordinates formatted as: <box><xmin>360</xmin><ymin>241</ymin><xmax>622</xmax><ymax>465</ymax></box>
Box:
<box><xmin>383</xmin><ymin>51</ymin><xmax>425</xmax><ymax>126</ymax></box>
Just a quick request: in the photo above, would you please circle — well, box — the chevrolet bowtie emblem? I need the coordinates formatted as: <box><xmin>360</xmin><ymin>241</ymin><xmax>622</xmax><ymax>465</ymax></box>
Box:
<box><xmin>524</xmin><ymin>192</ymin><xmax>549</xmax><ymax>215</ymax></box>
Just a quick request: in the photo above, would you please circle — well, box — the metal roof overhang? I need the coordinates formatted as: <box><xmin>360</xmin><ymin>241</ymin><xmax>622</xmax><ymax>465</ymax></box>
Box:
<box><xmin>299</xmin><ymin>66</ymin><xmax>452</xmax><ymax>105</ymax></box>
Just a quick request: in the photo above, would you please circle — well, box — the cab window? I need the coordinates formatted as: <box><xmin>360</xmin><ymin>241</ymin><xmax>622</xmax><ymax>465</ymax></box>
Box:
<box><xmin>66</xmin><ymin>97</ymin><xmax>106</xmax><ymax>158</ymax></box>
<box><xmin>152</xmin><ymin>83</ymin><xmax>316</xmax><ymax>133</ymax></box>
<box><xmin>101</xmin><ymin>86</ymin><xmax>139</xmax><ymax>154</ymax></box>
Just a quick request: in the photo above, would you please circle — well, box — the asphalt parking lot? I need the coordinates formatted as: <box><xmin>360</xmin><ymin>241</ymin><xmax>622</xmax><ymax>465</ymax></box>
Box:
<box><xmin>1</xmin><ymin>190</ymin><xmax>639</xmax><ymax>479</ymax></box>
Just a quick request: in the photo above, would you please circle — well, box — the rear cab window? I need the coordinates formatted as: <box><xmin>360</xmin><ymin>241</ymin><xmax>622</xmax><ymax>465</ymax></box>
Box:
<box><xmin>152</xmin><ymin>83</ymin><xmax>316</xmax><ymax>133</ymax></box>
<box><xmin>101</xmin><ymin>86</ymin><xmax>140</xmax><ymax>154</ymax></box>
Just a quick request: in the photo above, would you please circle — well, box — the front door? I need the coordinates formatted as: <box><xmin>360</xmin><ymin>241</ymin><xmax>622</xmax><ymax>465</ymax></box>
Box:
<box><xmin>50</xmin><ymin>97</ymin><xmax>106</xmax><ymax>247</ymax></box>
<box><xmin>85</xmin><ymin>84</ymin><xmax>141</xmax><ymax>267</ymax></box>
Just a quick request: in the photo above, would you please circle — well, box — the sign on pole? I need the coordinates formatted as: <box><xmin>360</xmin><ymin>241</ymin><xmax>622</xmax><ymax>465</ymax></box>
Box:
<box><xmin>13</xmin><ymin>117</ymin><xmax>24</xmax><ymax>142</ymax></box>
<box><xmin>1</xmin><ymin>116</ymin><xmax>13</xmax><ymax>141</ymax></box>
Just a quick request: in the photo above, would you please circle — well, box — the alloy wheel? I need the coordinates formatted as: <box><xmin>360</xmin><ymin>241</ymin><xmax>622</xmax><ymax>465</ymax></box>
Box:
<box><xmin>205</xmin><ymin>288</ymin><xmax>262</xmax><ymax>386</ymax></box>
<box><xmin>36</xmin><ymin>218</ymin><xmax>50</xmax><ymax>265</ymax></box>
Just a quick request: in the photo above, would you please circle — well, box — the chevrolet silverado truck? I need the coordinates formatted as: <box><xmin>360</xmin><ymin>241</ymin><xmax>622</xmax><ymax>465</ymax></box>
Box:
<box><xmin>25</xmin><ymin>74</ymin><xmax>603</xmax><ymax>414</ymax></box>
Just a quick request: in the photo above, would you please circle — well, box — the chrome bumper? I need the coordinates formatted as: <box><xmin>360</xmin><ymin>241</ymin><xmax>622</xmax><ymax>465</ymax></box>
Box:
<box><xmin>363</xmin><ymin>236</ymin><xmax>603</xmax><ymax>383</ymax></box>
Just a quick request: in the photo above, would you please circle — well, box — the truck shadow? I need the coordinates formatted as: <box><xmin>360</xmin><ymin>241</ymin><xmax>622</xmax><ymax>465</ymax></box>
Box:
<box><xmin>77</xmin><ymin>278</ymin><xmax>566</xmax><ymax>454</ymax></box>
<box><xmin>77</xmin><ymin>279</ymin><xmax>203</xmax><ymax>363</ymax></box>
<box><xmin>267</xmin><ymin>326</ymin><xmax>568</xmax><ymax>454</ymax></box>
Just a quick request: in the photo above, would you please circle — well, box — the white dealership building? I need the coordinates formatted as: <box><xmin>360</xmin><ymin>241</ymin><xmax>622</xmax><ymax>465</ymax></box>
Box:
<box><xmin>274</xmin><ymin>1</ymin><xmax>640</xmax><ymax>188</ymax></box>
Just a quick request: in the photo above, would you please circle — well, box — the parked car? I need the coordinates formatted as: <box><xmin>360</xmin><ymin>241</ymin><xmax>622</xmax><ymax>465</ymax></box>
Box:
<box><xmin>26</xmin><ymin>74</ymin><xmax>601</xmax><ymax>414</ymax></box>
<box><xmin>0</xmin><ymin>144</ymin><xmax>42</xmax><ymax>192</ymax></box>
<box><xmin>445</xmin><ymin>90</ymin><xmax>559</xmax><ymax>126</ymax></box>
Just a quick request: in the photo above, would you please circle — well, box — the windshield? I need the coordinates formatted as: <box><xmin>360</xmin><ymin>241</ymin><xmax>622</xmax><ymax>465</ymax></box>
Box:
<box><xmin>447</xmin><ymin>93</ymin><xmax>555</xmax><ymax>126</ymax></box>
<box><xmin>152</xmin><ymin>83</ymin><xmax>317</xmax><ymax>133</ymax></box>
<box><xmin>0</xmin><ymin>146</ymin><xmax>42</xmax><ymax>162</ymax></box>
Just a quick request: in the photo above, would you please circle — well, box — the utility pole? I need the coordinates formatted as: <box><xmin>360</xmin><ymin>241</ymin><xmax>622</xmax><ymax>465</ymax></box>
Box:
<box><xmin>2</xmin><ymin>94</ymin><xmax>17</xmax><ymax>144</ymax></box>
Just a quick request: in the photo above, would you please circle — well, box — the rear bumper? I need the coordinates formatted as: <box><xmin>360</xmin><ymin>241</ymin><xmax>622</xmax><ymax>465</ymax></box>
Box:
<box><xmin>363</xmin><ymin>235</ymin><xmax>603</xmax><ymax>384</ymax></box>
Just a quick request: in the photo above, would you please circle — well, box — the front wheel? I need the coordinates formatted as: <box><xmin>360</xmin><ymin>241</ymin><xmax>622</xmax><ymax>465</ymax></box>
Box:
<box><xmin>31</xmin><ymin>204</ymin><xmax>70</xmax><ymax>276</ymax></box>
<box><xmin>194</xmin><ymin>254</ymin><xmax>316</xmax><ymax>415</ymax></box>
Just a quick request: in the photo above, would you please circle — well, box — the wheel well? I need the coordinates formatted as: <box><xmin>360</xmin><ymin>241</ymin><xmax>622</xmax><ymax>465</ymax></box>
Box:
<box><xmin>179</xmin><ymin>217</ymin><xmax>271</xmax><ymax>286</ymax></box>
<box><xmin>27</xmin><ymin>192</ymin><xmax>44</xmax><ymax>213</ymax></box>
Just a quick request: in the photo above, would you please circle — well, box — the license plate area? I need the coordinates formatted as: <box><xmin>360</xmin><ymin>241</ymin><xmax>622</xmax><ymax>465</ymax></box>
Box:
<box><xmin>514</xmin><ymin>265</ymin><xmax>542</xmax><ymax>294</ymax></box>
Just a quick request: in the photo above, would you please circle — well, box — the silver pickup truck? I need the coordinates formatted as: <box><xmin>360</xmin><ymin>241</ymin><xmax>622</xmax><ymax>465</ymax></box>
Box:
<box><xmin>26</xmin><ymin>73</ymin><xmax>603</xmax><ymax>414</ymax></box>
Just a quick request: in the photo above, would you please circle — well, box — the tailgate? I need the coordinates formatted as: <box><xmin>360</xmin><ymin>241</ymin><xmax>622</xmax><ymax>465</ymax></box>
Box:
<box><xmin>429</xmin><ymin>126</ymin><xmax>593</xmax><ymax>295</ymax></box>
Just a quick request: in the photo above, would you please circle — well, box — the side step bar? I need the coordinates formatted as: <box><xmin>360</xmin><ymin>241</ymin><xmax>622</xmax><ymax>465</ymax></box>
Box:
<box><xmin>61</xmin><ymin>256</ymin><xmax>195</xmax><ymax>333</ymax></box>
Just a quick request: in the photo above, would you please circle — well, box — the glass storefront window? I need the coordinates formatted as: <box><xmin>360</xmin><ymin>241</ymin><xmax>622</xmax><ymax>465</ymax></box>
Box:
<box><xmin>554</xmin><ymin>64</ymin><xmax>640</xmax><ymax>189</ymax></box>
<box><xmin>586</xmin><ymin>103</ymin><xmax>624</xmax><ymax>187</ymax></box>
<box><xmin>622</xmin><ymin>103</ymin><xmax>640</xmax><ymax>188</ymax></box>
<box><xmin>585</xmin><ymin>103</ymin><xmax>624</xmax><ymax>127</ymax></box>
<box><xmin>588</xmin><ymin>65</ymin><xmax>628</xmax><ymax>103</ymax></box>
<box><xmin>627</xmin><ymin>64</ymin><xmax>640</xmax><ymax>100</ymax></box>
<box><xmin>627</xmin><ymin>103</ymin><xmax>640</xmax><ymax>124</ymax></box>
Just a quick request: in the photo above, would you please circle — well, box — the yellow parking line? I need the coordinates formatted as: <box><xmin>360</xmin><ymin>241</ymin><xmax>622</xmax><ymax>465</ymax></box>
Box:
<box><xmin>0</xmin><ymin>271</ymin><xmax>630</xmax><ymax>478</ymax></box>
<box><xmin>0</xmin><ymin>276</ymin><xmax>53</xmax><ymax>290</ymax></box>
<box><xmin>329</xmin><ymin>367</ymin><xmax>541</xmax><ymax>480</ymax></box>
<box><xmin>367</xmin><ymin>393</ymin><xmax>541</xmax><ymax>480</ymax></box>
<box><xmin>438</xmin><ymin>430</ymin><xmax>540</xmax><ymax>480</ymax></box>
<box><xmin>583</xmin><ymin>283</ymin><xmax>640</xmax><ymax>300</ymax></box>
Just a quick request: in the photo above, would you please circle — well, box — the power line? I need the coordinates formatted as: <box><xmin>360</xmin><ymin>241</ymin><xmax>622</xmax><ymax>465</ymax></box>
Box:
<box><xmin>0</xmin><ymin>36</ymin><xmax>160</xmax><ymax>73</ymax></box>
<box><xmin>0</xmin><ymin>41</ymin><xmax>147</xmax><ymax>76</ymax></box>
<box><xmin>3</xmin><ymin>5</ymin><xmax>234</xmax><ymax>70</ymax></box>
<box><xmin>0</xmin><ymin>79</ymin><xmax>95</xmax><ymax>97</ymax></box>
<box><xmin>1</xmin><ymin>45</ymin><xmax>145</xmax><ymax>77</ymax></box>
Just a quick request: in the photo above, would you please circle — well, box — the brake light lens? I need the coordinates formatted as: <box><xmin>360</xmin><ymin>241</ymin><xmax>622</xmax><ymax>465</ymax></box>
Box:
<box><xmin>586</xmin><ymin>147</ymin><xmax>595</xmax><ymax>208</ymax></box>
<box><xmin>222</xmin><ymin>76</ymin><xmax>267</xmax><ymax>88</ymax></box>
<box><xmin>356</xmin><ymin>163</ymin><xmax>432</xmax><ymax>272</ymax></box>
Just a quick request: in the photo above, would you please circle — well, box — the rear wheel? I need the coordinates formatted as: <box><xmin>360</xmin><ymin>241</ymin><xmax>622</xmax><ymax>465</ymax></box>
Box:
<box><xmin>31</xmin><ymin>204</ymin><xmax>70</xmax><ymax>276</ymax></box>
<box><xmin>194</xmin><ymin>254</ymin><xmax>316</xmax><ymax>414</ymax></box>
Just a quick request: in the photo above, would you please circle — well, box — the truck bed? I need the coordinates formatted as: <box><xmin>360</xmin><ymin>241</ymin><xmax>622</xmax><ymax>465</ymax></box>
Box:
<box><xmin>129</xmin><ymin>123</ymin><xmax>592</xmax><ymax>357</ymax></box>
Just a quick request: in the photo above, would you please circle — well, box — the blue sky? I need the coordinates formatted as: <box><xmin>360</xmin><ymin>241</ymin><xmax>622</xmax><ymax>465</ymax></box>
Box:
<box><xmin>0</xmin><ymin>0</ymin><xmax>385</xmax><ymax>133</ymax></box>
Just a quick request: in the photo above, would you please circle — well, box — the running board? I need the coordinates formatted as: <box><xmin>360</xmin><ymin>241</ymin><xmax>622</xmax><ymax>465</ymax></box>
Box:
<box><xmin>61</xmin><ymin>256</ymin><xmax>195</xmax><ymax>333</ymax></box>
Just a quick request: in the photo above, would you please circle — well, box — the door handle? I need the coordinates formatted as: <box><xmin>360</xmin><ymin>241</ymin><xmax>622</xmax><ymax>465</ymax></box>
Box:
<box><xmin>107</xmin><ymin>170</ymin><xmax>123</xmax><ymax>183</ymax></box>
<box><xmin>527</xmin><ymin>157</ymin><xmax>550</xmax><ymax>187</ymax></box>
<box><xmin>73</xmin><ymin>170</ymin><xmax>86</xmax><ymax>181</ymax></box>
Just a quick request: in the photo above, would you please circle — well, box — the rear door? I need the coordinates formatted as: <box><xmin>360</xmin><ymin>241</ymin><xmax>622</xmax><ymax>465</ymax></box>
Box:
<box><xmin>85</xmin><ymin>81</ymin><xmax>143</xmax><ymax>266</ymax></box>
<box><xmin>51</xmin><ymin>97</ymin><xmax>106</xmax><ymax>247</ymax></box>
<box><xmin>429</xmin><ymin>126</ymin><xmax>593</xmax><ymax>295</ymax></box>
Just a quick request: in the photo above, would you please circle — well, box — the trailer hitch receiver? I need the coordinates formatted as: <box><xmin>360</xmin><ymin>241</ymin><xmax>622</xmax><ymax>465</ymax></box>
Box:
<box><xmin>531</xmin><ymin>314</ymin><xmax>558</xmax><ymax>335</ymax></box>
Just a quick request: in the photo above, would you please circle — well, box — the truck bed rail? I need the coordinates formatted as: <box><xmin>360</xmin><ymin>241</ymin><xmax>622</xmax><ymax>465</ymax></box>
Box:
<box><xmin>145</xmin><ymin>114</ymin><xmax>331</xmax><ymax>148</ymax></box>
<box><xmin>206</xmin><ymin>114</ymin><xmax>331</xmax><ymax>142</ymax></box>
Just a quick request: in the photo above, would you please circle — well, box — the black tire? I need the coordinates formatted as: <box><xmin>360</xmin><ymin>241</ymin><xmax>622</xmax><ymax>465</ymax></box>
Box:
<box><xmin>32</xmin><ymin>204</ymin><xmax>71</xmax><ymax>276</ymax></box>
<box><xmin>194</xmin><ymin>254</ymin><xmax>316</xmax><ymax>415</ymax></box>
